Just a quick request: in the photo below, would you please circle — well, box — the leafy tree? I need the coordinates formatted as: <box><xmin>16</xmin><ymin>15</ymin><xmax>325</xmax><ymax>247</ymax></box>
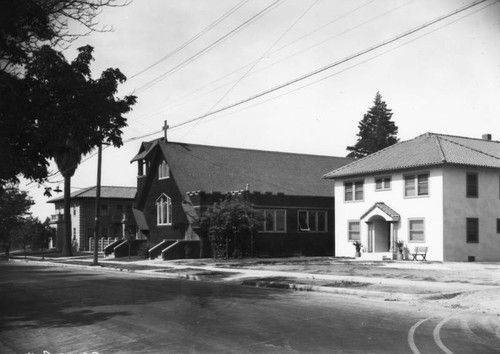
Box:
<box><xmin>1</xmin><ymin>0</ymin><xmax>129</xmax><ymax>72</ymax></box>
<box><xmin>201</xmin><ymin>195</ymin><xmax>262</xmax><ymax>259</ymax></box>
<box><xmin>346</xmin><ymin>92</ymin><xmax>399</xmax><ymax>158</ymax></box>
<box><xmin>0</xmin><ymin>183</ymin><xmax>34</xmax><ymax>257</ymax></box>
<box><xmin>0</xmin><ymin>0</ymin><xmax>130</xmax><ymax>187</ymax></box>
<box><xmin>24</xmin><ymin>45</ymin><xmax>136</xmax><ymax>256</ymax></box>
<box><xmin>11</xmin><ymin>216</ymin><xmax>54</xmax><ymax>255</ymax></box>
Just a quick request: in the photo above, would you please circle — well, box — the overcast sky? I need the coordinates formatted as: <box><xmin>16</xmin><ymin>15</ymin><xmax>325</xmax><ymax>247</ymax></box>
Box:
<box><xmin>22</xmin><ymin>0</ymin><xmax>500</xmax><ymax>219</ymax></box>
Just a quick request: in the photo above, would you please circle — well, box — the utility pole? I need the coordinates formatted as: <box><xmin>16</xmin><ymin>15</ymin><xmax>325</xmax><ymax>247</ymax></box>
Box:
<box><xmin>92</xmin><ymin>143</ymin><xmax>102</xmax><ymax>266</ymax></box>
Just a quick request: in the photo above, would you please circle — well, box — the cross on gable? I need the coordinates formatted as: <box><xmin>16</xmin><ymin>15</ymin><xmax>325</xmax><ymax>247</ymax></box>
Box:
<box><xmin>163</xmin><ymin>120</ymin><xmax>169</xmax><ymax>141</ymax></box>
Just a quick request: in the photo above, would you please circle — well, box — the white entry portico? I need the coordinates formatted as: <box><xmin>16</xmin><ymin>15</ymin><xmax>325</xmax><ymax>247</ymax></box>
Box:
<box><xmin>360</xmin><ymin>202</ymin><xmax>400</xmax><ymax>259</ymax></box>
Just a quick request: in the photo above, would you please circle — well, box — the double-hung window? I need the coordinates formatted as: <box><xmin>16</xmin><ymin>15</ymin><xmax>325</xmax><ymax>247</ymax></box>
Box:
<box><xmin>348</xmin><ymin>221</ymin><xmax>360</xmax><ymax>241</ymax></box>
<box><xmin>344</xmin><ymin>180</ymin><xmax>364</xmax><ymax>201</ymax></box>
<box><xmin>261</xmin><ymin>210</ymin><xmax>286</xmax><ymax>233</ymax></box>
<box><xmin>466</xmin><ymin>172</ymin><xmax>478</xmax><ymax>198</ymax></box>
<box><xmin>158</xmin><ymin>161</ymin><xmax>170</xmax><ymax>179</ymax></box>
<box><xmin>298</xmin><ymin>210</ymin><xmax>327</xmax><ymax>232</ymax></box>
<box><xmin>408</xmin><ymin>219</ymin><xmax>425</xmax><ymax>242</ymax></box>
<box><xmin>375</xmin><ymin>176</ymin><xmax>391</xmax><ymax>191</ymax></box>
<box><xmin>466</xmin><ymin>218</ymin><xmax>479</xmax><ymax>243</ymax></box>
<box><xmin>404</xmin><ymin>173</ymin><xmax>429</xmax><ymax>197</ymax></box>
<box><xmin>156</xmin><ymin>194</ymin><xmax>172</xmax><ymax>226</ymax></box>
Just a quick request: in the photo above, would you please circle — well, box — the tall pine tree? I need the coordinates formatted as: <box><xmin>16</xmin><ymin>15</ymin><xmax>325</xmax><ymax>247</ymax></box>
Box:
<box><xmin>346</xmin><ymin>92</ymin><xmax>399</xmax><ymax>158</ymax></box>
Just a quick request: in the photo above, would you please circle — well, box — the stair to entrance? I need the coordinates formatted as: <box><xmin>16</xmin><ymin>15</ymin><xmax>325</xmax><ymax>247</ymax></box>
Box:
<box><xmin>359</xmin><ymin>252</ymin><xmax>392</xmax><ymax>261</ymax></box>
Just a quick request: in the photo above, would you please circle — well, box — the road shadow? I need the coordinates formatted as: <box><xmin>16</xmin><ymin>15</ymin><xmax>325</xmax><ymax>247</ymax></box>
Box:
<box><xmin>0</xmin><ymin>263</ymin><xmax>283</xmax><ymax>331</ymax></box>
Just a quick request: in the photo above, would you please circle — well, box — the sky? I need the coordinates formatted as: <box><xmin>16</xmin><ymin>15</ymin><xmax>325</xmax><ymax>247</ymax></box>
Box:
<box><xmin>21</xmin><ymin>0</ymin><xmax>500</xmax><ymax>220</ymax></box>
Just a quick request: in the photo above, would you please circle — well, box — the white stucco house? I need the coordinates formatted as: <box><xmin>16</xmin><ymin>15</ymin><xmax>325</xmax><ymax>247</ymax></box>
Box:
<box><xmin>323</xmin><ymin>132</ymin><xmax>500</xmax><ymax>262</ymax></box>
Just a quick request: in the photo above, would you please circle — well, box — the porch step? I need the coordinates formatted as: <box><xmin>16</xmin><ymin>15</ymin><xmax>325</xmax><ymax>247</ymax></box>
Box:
<box><xmin>359</xmin><ymin>252</ymin><xmax>392</xmax><ymax>261</ymax></box>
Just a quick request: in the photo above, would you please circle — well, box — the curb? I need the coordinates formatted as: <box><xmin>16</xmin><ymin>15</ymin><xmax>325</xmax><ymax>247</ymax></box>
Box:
<box><xmin>7</xmin><ymin>258</ymin><xmax>429</xmax><ymax>301</ymax></box>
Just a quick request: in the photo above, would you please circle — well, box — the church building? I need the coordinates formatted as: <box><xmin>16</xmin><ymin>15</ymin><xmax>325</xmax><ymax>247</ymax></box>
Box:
<box><xmin>130</xmin><ymin>128</ymin><xmax>352</xmax><ymax>259</ymax></box>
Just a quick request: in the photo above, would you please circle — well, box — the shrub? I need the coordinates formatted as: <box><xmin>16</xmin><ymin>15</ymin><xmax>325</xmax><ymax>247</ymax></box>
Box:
<box><xmin>137</xmin><ymin>241</ymin><xmax>153</xmax><ymax>259</ymax></box>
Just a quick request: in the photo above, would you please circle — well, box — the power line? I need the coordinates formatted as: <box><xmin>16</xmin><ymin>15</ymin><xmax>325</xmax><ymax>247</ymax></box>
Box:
<box><xmin>193</xmin><ymin>0</ymin><xmax>499</xmax><ymax>130</ymax></box>
<box><xmin>179</xmin><ymin>0</ymin><xmax>322</xmax><ymax>141</ymax></box>
<box><xmin>167</xmin><ymin>0</ymin><xmax>492</xmax><ymax>131</ymax></box>
<box><xmin>128</xmin><ymin>0</ymin><xmax>249</xmax><ymax>80</ymax></box>
<box><xmin>127</xmin><ymin>0</ymin><xmax>381</xmax><ymax>127</ymax></box>
<box><xmin>134</xmin><ymin>0</ymin><xmax>285</xmax><ymax>94</ymax></box>
<box><xmin>27</xmin><ymin>0</ymin><xmax>497</xmax><ymax>191</ymax></box>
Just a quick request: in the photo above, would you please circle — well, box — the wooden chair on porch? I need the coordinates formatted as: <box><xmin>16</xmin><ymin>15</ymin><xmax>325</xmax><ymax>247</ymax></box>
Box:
<box><xmin>411</xmin><ymin>246</ymin><xmax>428</xmax><ymax>261</ymax></box>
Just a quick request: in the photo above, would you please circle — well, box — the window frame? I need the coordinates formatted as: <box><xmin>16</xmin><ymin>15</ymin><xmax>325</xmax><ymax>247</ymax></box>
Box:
<box><xmin>158</xmin><ymin>160</ymin><xmax>170</xmax><ymax>180</ymax></box>
<box><xmin>375</xmin><ymin>176</ymin><xmax>392</xmax><ymax>191</ymax></box>
<box><xmin>260</xmin><ymin>209</ymin><xmax>287</xmax><ymax>233</ymax></box>
<box><xmin>156</xmin><ymin>194</ymin><xmax>173</xmax><ymax>226</ymax></box>
<box><xmin>408</xmin><ymin>218</ymin><xmax>425</xmax><ymax>243</ymax></box>
<box><xmin>466</xmin><ymin>172</ymin><xmax>478</xmax><ymax>198</ymax></box>
<box><xmin>344</xmin><ymin>180</ymin><xmax>364</xmax><ymax>202</ymax></box>
<box><xmin>466</xmin><ymin>217</ymin><xmax>479</xmax><ymax>243</ymax></box>
<box><xmin>347</xmin><ymin>220</ymin><xmax>361</xmax><ymax>241</ymax></box>
<box><xmin>298</xmin><ymin>210</ymin><xmax>328</xmax><ymax>233</ymax></box>
<box><xmin>404</xmin><ymin>172</ymin><xmax>429</xmax><ymax>198</ymax></box>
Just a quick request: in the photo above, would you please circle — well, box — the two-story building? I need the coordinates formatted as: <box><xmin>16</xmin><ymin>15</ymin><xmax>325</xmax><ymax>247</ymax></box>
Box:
<box><xmin>323</xmin><ymin>132</ymin><xmax>500</xmax><ymax>262</ymax></box>
<box><xmin>48</xmin><ymin>186</ymin><xmax>137</xmax><ymax>252</ymax></box>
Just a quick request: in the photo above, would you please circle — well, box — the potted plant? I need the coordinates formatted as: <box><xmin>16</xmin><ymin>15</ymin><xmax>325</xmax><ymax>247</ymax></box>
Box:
<box><xmin>353</xmin><ymin>241</ymin><xmax>363</xmax><ymax>257</ymax></box>
<box><xmin>395</xmin><ymin>240</ymin><xmax>405</xmax><ymax>260</ymax></box>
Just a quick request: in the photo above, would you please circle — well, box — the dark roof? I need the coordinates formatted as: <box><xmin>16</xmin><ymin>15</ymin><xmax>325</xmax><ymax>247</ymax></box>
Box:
<box><xmin>360</xmin><ymin>202</ymin><xmax>400</xmax><ymax>221</ymax></box>
<box><xmin>323</xmin><ymin>133</ymin><xmax>500</xmax><ymax>179</ymax></box>
<box><xmin>48</xmin><ymin>186</ymin><xmax>137</xmax><ymax>203</ymax></box>
<box><xmin>132</xmin><ymin>140</ymin><xmax>353</xmax><ymax>197</ymax></box>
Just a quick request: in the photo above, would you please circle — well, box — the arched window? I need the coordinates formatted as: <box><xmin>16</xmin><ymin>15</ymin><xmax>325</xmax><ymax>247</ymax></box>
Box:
<box><xmin>156</xmin><ymin>194</ymin><xmax>172</xmax><ymax>225</ymax></box>
<box><xmin>158</xmin><ymin>160</ymin><xmax>169</xmax><ymax>179</ymax></box>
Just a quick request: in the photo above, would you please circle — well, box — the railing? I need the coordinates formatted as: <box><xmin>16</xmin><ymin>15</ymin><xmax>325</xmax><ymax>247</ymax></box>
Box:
<box><xmin>88</xmin><ymin>237</ymin><xmax>119</xmax><ymax>252</ymax></box>
<box><xmin>149</xmin><ymin>240</ymin><xmax>176</xmax><ymax>260</ymax></box>
<box><xmin>161</xmin><ymin>240</ymin><xmax>200</xmax><ymax>260</ymax></box>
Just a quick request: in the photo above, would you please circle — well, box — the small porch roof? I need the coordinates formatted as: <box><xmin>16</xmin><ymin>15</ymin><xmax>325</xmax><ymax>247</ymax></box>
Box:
<box><xmin>132</xmin><ymin>208</ymin><xmax>149</xmax><ymax>231</ymax></box>
<box><xmin>360</xmin><ymin>202</ymin><xmax>400</xmax><ymax>222</ymax></box>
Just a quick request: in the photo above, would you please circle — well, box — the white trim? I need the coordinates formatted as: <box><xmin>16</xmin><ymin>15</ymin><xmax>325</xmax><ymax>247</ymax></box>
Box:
<box><xmin>158</xmin><ymin>160</ymin><xmax>170</xmax><ymax>180</ymax></box>
<box><xmin>298</xmin><ymin>210</ymin><xmax>328</xmax><ymax>233</ymax></box>
<box><xmin>260</xmin><ymin>209</ymin><xmax>287</xmax><ymax>233</ymax></box>
<box><xmin>403</xmin><ymin>172</ymin><xmax>430</xmax><ymax>198</ymax></box>
<box><xmin>347</xmin><ymin>220</ymin><xmax>361</xmax><ymax>241</ymax></box>
<box><xmin>408</xmin><ymin>218</ymin><xmax>425</xmax><ymax>243</ymax></box>
<box><xmin>156</xmin><ymin>193</ymin><xmax>172</xmax><ymax>226</ymax></box>
<box><xmin>374</xmin><ymin>175</ymin><xmax>392</xmax><ymax>191</ymax></box>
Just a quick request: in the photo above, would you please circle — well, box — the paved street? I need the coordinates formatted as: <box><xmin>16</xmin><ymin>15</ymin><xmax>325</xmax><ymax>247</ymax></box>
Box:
<box><xmin>1</xmin><ymin>262</ymin><xmax>499</xmax><ymax>353</ymax></box>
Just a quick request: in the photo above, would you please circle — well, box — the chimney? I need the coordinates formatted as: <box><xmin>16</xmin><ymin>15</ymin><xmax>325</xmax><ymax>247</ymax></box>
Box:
<box><xmin>482</xmin><ymin>134</ymin><xmax>492</xmax><ymax>141</ymax></box>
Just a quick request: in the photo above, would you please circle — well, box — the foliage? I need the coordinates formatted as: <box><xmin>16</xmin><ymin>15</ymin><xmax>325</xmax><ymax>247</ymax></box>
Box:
<box><xmin>0</xmin><ymin>183</ymin><xmax>34</xmax><ymax>256</ymax></box>
<box><xmin>200</xmin><ymin>195</ymin><xmax>262</xmax><ymax>259</ymax></box>
<box><xmin>11</xmin><ymin>216</ymin><xmax>54</xmax><ymax>254</ymax></box>
<box><xmin>23</xmin><ymin>45</ymin><xmax>137</xmax><ymax>256</ymax></box>
<box><xmin>346</xmin><ymin>92</ymin><xmax>399</xmax><ymax>158</ymax></box>
<box><xmin>0</xmin><ymin>0</ymin><xmax>131</xmax><ymax>187</ymax></box>
<box><xmin>395</xmin><ymin>240</ymin><xmax>405</xmax><ymax>253</ymax></box>
<box><xmin>0</xmin><ymin>0</ymin><xmax>130</xmax><ymax>72</ymax></box>
<box><xmin>137</xmin><ymin>241</ymin><xmax>153</xmax><ymax>259</ymax></box>
<box><xmin>352</xmin><ymin>241</ymin><xmax>363</xmax><ymax>252</ymax></box>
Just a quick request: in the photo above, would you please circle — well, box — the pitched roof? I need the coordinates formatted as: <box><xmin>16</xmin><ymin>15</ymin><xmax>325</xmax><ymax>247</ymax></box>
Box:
<box><xmin>323</xmin><ymin>133</ymin><xmax>500</xmax><ymax>179</ymax></box>
<box><xmin>48</xmin><ymin>186</ymin><xmax>137</xmax><ymax>203</ymax></box>
<box><xmin>132</xmin><ymin>140</ymin><xmax>353</xmax><ymax>197</ymax></box>
<box><xmin>360</xmin><ymin>202</ymin><xmax>400</xmax><ymax>221</ymax></box>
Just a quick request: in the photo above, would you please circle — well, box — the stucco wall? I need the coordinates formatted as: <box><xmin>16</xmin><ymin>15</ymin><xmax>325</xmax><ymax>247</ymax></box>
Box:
<box><xmin>442</xmin><ymin>166</ymin><xmax>500</xmax><ymax>261</ymax></box>
<box><xmin>334</xmin><ymin>168</ymin><xmax>444</xmax><ymax>260</ymax></box>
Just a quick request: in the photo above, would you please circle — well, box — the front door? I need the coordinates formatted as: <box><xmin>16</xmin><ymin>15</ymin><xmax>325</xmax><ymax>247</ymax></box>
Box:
<box><xmin>367</xmin><ymin>215</ymin><xmax>390</xmax><ymax>252</ymax></box>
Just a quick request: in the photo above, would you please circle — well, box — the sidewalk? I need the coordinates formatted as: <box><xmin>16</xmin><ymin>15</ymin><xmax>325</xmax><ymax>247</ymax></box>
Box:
<box><xmin>8</xmin><ymin>254</ymin><xmax>500</xmax><ymax>315</ymax></box>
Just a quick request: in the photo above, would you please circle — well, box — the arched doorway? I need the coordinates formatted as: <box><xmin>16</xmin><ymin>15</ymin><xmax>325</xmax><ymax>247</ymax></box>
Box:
<box><xmin>366</xmin><ymin>215</ymin><xmax>391</xmax><ymax>253</ymax></box>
